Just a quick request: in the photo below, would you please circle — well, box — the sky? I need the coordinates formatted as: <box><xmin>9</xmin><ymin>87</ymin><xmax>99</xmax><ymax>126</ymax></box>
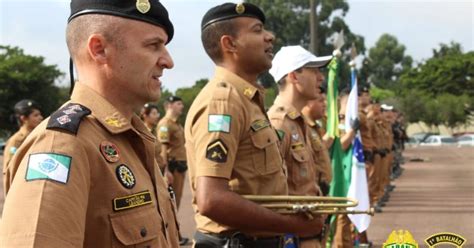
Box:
<box><xmin>0</xmin><ymin>0</ymin><xmax>472</xmax><ymax>92</ymax></box>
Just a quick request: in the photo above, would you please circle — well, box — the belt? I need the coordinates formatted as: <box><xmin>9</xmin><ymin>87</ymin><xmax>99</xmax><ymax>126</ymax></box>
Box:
<box><xmin>195</xmin><ymin>231</ymin><xmax>284</xmax><ymax>248</ymax></box>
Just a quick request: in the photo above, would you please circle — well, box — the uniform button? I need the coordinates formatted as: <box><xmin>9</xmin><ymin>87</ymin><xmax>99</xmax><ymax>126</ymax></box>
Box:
<box><xmin>267</xmin><ymin>138</ymin><xmax>271</xmax><ymax>143</ymax></box>
<box><xmin>165</xmin><ymin>223</ymin><xmax>169</xmax><ymax>228</ymax></box>
<box><xmin>140</xmin><ymin>227</ymin><xmax>147</xmax><ymax>237</ymax></box>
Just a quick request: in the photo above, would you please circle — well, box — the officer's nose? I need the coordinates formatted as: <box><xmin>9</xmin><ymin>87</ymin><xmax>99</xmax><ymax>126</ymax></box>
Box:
<box><xmin>265</xmin><ymin>30</ymin><xmax>275</xmax><ymax>44</ymax></box>
<box><xmin>158</xmin><ymin>48</ymin><xmax>174</xmax><ymax>69</ymax></box>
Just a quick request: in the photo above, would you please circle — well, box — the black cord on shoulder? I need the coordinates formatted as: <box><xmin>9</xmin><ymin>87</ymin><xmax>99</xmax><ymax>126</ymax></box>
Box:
<box><xmin>69</xmin><ymin>58</ymin><xmax>75</xmax><ymax>96</ymax></box>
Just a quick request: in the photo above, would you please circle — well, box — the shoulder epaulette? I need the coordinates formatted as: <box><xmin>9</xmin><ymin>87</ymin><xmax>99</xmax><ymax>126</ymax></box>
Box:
<box><xmin>211</xmin><ymin>82</ymin><xmax>231</xmax><ymax>101</ymax></box>
<box><xmin>47</xmin><ymin>103</ymin><xmax>91</xmax><ymax>135</ymax></box>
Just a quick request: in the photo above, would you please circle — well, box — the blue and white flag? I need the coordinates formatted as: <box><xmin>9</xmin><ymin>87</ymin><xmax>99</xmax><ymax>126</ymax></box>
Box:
<box><xmin>345</xmin><ymin>75</ymin><xmax>371</xmax><ymax>232</ymax></box>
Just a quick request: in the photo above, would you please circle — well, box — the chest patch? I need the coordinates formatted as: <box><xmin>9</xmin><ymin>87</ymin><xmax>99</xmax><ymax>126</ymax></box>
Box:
<box><xmin>250</xmin><ymin>119</ymin><xmax>270</xmax><ymax>132</ymax></box>
<box><xmin>116</xmin><ymin>164</ymin><xmax>136</xmax><ymax>189</ymax></box>
<box><xmin>113</xmin><ymin>190</ymin><xmax>152</xmax><ymax>211</ymax></box>
<box><xmin>100</xmin><ymin>141</ymin><xmax>120</xmax><ymax>163</ymax></box>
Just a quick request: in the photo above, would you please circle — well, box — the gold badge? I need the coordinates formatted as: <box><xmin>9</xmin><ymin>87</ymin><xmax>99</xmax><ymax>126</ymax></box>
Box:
<box><xmin>235</xmin><ymin>3</ymin><xmax>245</xmax><ymax>14</ymax></box>
<box><xmin>383</xmin><ymin>230</ymin><xmax>419</xmax><ymax>248</ymax></box>
<box><xmin>243</xmin><ymin>87</ymin><xmax>254</xmax><ymax>97</ymax></box>
<box><xmin>105</xmin><ymin>117</ymin><xmax>122</xmax><ymax>127</ymax></box>
<box><xmin>136</xmin><ymin>0</ymin><xmax>151</xmax><ymax>14</ymax></box>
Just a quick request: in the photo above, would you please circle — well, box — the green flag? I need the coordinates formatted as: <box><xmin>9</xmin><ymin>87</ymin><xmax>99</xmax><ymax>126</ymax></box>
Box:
<box><xmin>325</xmin><ymin>58</ymin><xmax>340</xmax><ymax>138</ymax></box>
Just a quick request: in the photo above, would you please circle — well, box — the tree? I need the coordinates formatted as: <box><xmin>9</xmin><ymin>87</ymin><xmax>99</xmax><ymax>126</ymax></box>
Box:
<box><xmin>245</xmin><ymin>0</ymin><xmax>366</xmax><ymax>88</ymax></box>
<box><xmin>0</xmin><ymin>45</ymin><xmax>65</xmax><ymax>134</ymax></box>
<box><xmin>400</xmin><ymin>42</ymin><xmax>474</xmax><ymax>98</ymax></box>
<box><xmin>359</xmin><ymin>34</ymin><xmax>413</xmax><ymax>90</ymax></box>
<box><xmin>174</xmin><ymin>78</ymin><xmax>208</xmax><ymax>124</ymax></box>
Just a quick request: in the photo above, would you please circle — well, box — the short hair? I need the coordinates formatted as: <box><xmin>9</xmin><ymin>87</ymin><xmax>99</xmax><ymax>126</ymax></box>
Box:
<box><xmin>277</xmin><ymin>67</ymin><xmax>303</xmax><ymax>89</ymax></box>
<box><xmin>140</xmin><ymin>103</ymin><xmax>159</xmax><ymax>120</ymax></box>
<box><xmin>66</xmin><ymin>14</ymin><xmax>125</xmax><ymax>61</ymax></box>
<box><xmin>201</xmin><ymin>19</ymin><xmax>239</xmax><ymax>63</ymax></box>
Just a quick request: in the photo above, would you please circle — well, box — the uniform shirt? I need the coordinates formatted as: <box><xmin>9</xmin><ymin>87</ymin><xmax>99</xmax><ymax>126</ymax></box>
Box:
<box><xmin>145</xmin><ymin>125</ymin><xmax>167</xmax><ymax>171</ymax></box>
<box><xmin>157</xmin><ymin>115</ymin><xmax>186</xmax><ymax>161</ymax></box>
<box><xmin>303</xmin><ymin>115</ymin><xmax>332</xmax><ymax>184</ymax></box>
<box><xmin>185</xmin><ymin>66</ymin><xmax>288</xmax><ymax>235</ymax></box>
<box><xmin>359</xmin><ymin>110</ymin><xmax>376</xmax><ymax>151</ymax></box>
<box><xmin>3</xmin><ymin>125</ymin><xmax>31</xmax><ymax>193</ymax></box>
<box><xmin>371</xmin><ymin>117</ymin><xmax>385</xmax><ymax>151</ymax></box>
<box><xmin>268</xmin><ymin>96</ymin><xmax>320</xmax><ymax>196</ymax></box>
<box><xmin>0</xmin><ymin>83</ymin><xmax>180</xmax><ymax>248</ymax></box>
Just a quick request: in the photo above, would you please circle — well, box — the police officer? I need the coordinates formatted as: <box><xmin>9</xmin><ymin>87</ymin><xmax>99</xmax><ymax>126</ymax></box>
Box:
<box><xmin>157</xmin><ymin>96</ymin><xmax>189</xmax><ymax>245</ymax></box>
<box><xmin>268</xmin><ymin>45</ymin><xmax>331</xmax><ymax>248</ymax></box>
<box><xmin>0</xmin><ymin>1</ymin><xmax>180</xmax><ymax>247</ymax></box>
<box><xmin>3</xmin><ymin>99</ymin><xmax>43</xmax><ymax>192</ymax></box>
<box><xmin>158</xmin><ymin>96</ymin><xmax>187</xmax><ymax>208</ymax></box>
<box><xmin>302</xmin><ymin>87</ymin><xmax>332</xmax><ymax>196</ymax></box>
<box><xmin>357</xmin><ymin>85</ymin><xmax>377</xmax><ymax>245</ymax></box>
<box><xmin>185</xmin><ymin>3</ymin><xmax>323</xmax><ymax>248</ymax></box>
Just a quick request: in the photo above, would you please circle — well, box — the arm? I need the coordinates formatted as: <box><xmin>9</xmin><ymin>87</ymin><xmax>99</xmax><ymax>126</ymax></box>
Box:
<box><xmin>196</xmin><ymin>176</ymin><xmax>323</xmax><ymax>236</ymax></box>
<box><xmin>0</xmin><ymin>130</ymin><xmax>90</xmax><ymax>247</ymax></box>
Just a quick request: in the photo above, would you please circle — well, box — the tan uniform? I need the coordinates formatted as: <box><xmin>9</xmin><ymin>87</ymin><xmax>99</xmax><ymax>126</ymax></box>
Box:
<box><xmin>371</xmin><ymin>117</ymin><xmax>385</xmax><ymax>203</ymax></box>
<box><xmin>3</xmin><ymin>125</ymin><xmax>31</xmax><ymax>193</ymax></box>
<box><xmin>0</xmin><ymin>83</ymin><xmax>180</xmax><ymax>248</ymax></box>
<box><xmin>304</xmin><ymin>116</ymin><xmax>332</xmax><ymax>187</ymax></box>
<box><xmin>378</xmin><ymin>120</ymin><xmax>393</xmax><ymax>197</ymax></box>
<box><xmin>268</xmin><ymin>96</ymin><xmax>320</xmax><ymax>197</ymax></box>
<box><xmin>157</xmin><ymin>115</ymin><xmax>187</xmax><ymax>208</ymax></box>
<box><xmin>361</xmin><ymin>110</ymin><xmax>379</xmax><ymax>205</ymax></box>
<box><xmin>185</xmin><ymin>66</ymin><xmax>288</xmax><ymax>236</ymax></box>
<box><xmin>268</xmin><ymin>97</ymin><xmax>321</xmax><ymax>248</ymax></box>
<box><xmin>157</xmin><ymin>115</ymin><xmax>186</xmax><ymax>161</ymax></box>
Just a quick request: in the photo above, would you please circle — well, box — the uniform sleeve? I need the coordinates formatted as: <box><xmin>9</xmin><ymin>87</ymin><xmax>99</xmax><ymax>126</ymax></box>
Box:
<box><xmin>0</xmin><ymin>130</ymin><xmax>91</xmax><ymax>247</ymax></box>
<box><xmin>190</xmin><ymin>87</ymin><xmax>244</xmax><ymax>179</ymax></box>
<box><xmin>157</xmin><ymin>121</ymin><xmax>170</xmax><ymax>144</ymax></box>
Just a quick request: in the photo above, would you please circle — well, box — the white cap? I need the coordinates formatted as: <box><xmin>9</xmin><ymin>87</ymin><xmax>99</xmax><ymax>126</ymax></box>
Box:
<box><xmin>381</xmin><ymin>104</ymin><xmax>394</xmax><ymax>111</ymax></box>
<box><xmin>269</xmin><ymin>45</ymin><xmax>333</xmax><ymax>82</ymax></box>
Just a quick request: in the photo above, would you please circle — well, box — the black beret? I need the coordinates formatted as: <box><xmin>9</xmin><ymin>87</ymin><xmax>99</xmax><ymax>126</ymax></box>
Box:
<box><xmin>167</xmin><ymin>96</ymin><xmax>182</xmax><ymax>103</ymax></box>
<box><xmin>68</xmin><ymin>0</ymin><xmax>174</xmax><ymax>43</ymax></box>
<box><xmin>201</xmin><ymin>2</ymin><xmax>265</xmax><ymax>30</ymax></box>
<box><xmin>14</xmin><ymin>99</ymin><xmax>39</xmax><ymax>115</ymax></box>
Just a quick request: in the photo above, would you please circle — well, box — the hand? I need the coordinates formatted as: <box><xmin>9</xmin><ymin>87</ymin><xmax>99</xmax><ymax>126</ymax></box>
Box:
<box><xmin>288</xmin><ymin>213</ymin><xmax>324</xmax><ymax>237</ymax></box>
<box><xmin>350</xmin><ymin>117</ymin><xmax>360</xmax><ymax>131</ymax></box>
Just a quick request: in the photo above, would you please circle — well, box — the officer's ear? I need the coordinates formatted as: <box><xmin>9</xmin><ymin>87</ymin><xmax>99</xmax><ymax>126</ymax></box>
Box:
<box><xmin>220</xmin><ymin>35</ymin><xmax>237</xmax><ymax>54</ymax></box>
<box><xmin>87</xmin><ymin>34</ymin><xmax>108</xmax><ymax>64</ymax></box>
<box><xmin>287</xmin><ymin>71</ymin><xmax>299</xmax><ymax>85</ymax></box>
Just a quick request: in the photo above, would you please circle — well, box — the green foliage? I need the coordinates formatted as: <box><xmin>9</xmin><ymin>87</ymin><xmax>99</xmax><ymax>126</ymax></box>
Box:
<box><xmin>400</xmin><ymin>44</ymin><xmax>474</xmax><ymax>97</ymax></box>
<box><xmin>360</xmin><ymin>34</ymin><xmax>412</xmax><ymax>90</ymax></box>
<box><xmin>245</xmin><ymin>0</ymin><xmax>365</xmax><ymax>87</ymax></box>
<box><xmin>263</xmin><ymin>85</ymin><xmax>278</xmax><ymax>109</ymax></box>
<box><xmin>0</xmin><ymin>45</ymin><xmax>65</xmax><ymax>133</ymax></box>
<box><xmin>369</xmin><ymin>86</ymin><xmax>395</xmax><ymax>102</ymax></box>
<box><xmin>174</xmin><ymin>78</ymin><xmax>208</xmax><ymax>124</ymax></box>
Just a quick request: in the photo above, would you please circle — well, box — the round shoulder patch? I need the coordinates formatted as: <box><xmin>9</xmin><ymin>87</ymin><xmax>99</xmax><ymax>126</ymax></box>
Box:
<box><xmin>116</xmin><ymin>164</ymin><xmax>136</xmax><ymax>189</ymax></box>
<box><xmin>100</xmin><ymin>141</ymin><xmax>120</xmax><ymax>163</ymax></box>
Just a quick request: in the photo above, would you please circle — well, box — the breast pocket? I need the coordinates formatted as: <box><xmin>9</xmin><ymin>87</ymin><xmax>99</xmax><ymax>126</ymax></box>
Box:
<box><xmin>250</xmin><ymin>127</ymin><xmax>282</xmax><ymax>175</ymax></box>
<box><xmin>290</xmin><ymin>148</ymin><xmax>312</xmax><ymax>184</ymax></box>
<box><xmin>110</xmin><ymin>205</ymin><xmax>166</xmax><ymax>248</ymax></box>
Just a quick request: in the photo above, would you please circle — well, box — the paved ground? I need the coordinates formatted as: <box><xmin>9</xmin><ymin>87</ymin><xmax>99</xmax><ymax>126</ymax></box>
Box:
<box><xmin>1</xmin><ymin>146</ymin><xmax>473</xmax><ymax>247</ymax></box>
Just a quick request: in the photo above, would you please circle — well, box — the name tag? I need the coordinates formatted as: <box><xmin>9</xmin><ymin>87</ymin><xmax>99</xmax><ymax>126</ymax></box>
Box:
<box><xmin>251</xmin><ymin>119</ymin><xmax>270</xmax><ymax>132</ymax></box>
<box><xmin>113</xmin><ymin>190</ymin><xmax>152</xmax><ymax>211</ymax></box>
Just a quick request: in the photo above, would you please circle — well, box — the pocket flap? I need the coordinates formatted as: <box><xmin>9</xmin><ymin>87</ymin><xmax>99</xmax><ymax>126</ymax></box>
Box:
<box><xmin>291</xmin><ymin>148</ymin><xmax>309</xmax><ymax>163</ymax></box>
<box><xmin>110</xmin><ymin>205</ymin><xmax>161</xmax><ymax>245</ymax></box>
<box><xmin>250</xmin><ymin>127</ymin><xmax>278</xmax><ymax>149</ymax></box>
